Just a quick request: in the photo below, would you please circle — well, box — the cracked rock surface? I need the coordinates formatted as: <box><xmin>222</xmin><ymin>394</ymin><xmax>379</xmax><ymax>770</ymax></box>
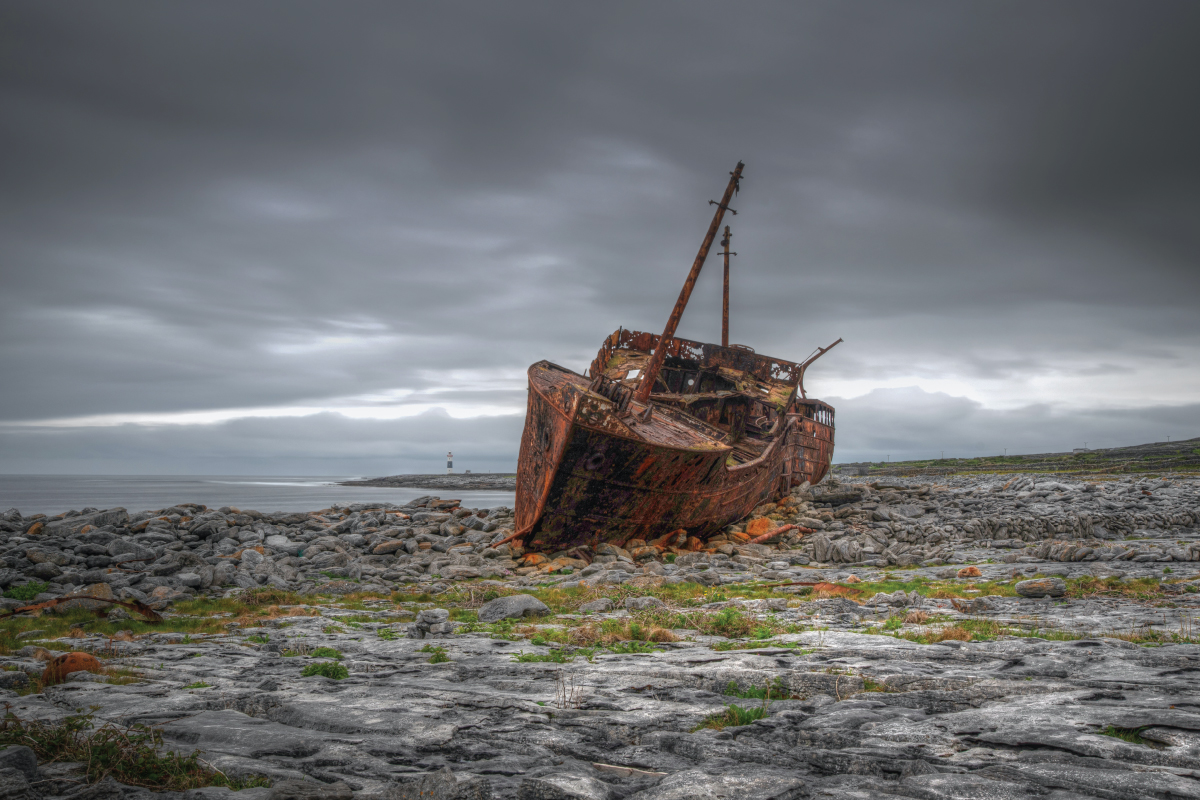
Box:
<box><xmin>5</xmin><ymin>615</ymin><xmax>1200</xmax><ymax>800</ymax></box>
<box><xmin>2</xmin><ymin>473</ymin><xmax>1199</xmax><ymax>799</ymax></box>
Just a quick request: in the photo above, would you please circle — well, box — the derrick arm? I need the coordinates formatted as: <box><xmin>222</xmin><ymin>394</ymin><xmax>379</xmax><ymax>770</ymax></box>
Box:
<box><xmin>797</xmin><ymin>337</ymin><xmax>843</xmax><ymax>398</ymax></box>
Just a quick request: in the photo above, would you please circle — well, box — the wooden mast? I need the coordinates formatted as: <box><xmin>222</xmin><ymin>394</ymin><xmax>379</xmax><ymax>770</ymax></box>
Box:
<box><xmin>635</xmin><ymin>162</ymin><xmax>744</xmax><ymax>404</ymax></box>
<box><xmin>721</xmin><ymin>225</ymin><xmax>733</xmax><ymax>347</ymax></box>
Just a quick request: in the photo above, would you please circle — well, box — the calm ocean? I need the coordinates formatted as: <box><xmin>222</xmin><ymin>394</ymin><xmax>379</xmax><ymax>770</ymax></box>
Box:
<box><xmin>0</xmin><ymin>475</ymin><xmax>516</xmax><ymax>517</ymax></box>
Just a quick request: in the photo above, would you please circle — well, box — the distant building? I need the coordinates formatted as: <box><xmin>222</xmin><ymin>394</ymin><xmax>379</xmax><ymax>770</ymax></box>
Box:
<box><xmin>447</xmin><ymin>451</ymin><xmax>453</xmax><ymax>475</ymax></box>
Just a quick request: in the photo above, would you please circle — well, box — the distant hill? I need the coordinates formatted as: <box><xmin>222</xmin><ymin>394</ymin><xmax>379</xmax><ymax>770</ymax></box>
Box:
<box><xmin>835</xmin><ymin>437</ymin><xmax>1200</xmax><ymax>478</ymax></box>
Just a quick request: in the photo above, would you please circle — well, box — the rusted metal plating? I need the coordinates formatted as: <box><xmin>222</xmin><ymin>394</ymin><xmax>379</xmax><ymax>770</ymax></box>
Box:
<box><xmin>513</xmin><ymin>162</ymin><xmax>840</xmax><ymax>553</ymax></box>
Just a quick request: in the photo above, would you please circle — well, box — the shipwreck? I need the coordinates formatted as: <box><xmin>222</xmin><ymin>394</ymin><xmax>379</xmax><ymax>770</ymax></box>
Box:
<box><xmin>513</xmin><ymin>162</ymin><xmax>841</xmax><ymax>552</ymax></box>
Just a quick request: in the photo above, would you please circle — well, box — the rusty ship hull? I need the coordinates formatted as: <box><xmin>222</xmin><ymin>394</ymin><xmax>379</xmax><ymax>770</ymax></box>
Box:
<box><xmin>514</xmin><ymin>329</ymin><xmax>835</xmax><ymax>551</ymax></box>
<box><xmin>511</xmin><ymin>161</ymin><xmax>839</xmax><ymax>552</ymax></box>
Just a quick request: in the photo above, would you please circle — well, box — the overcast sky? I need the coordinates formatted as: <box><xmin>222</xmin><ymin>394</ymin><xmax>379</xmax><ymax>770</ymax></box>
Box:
<box><xmin>1</xmin><ymin>1</ymin><xmax>1197</xmax><ymax>475</ymax></box>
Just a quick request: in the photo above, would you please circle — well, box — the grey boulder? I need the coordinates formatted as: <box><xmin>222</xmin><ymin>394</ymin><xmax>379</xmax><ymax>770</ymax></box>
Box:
<box><xmin>477</xmin><ymin>593</ymin><xmax>550</xmax><ymax>623</ymax></box>
<box><xmin>1015</xmin><ymin>577</ymin><xmax>1067</xmax><ymax>598</ymax></box>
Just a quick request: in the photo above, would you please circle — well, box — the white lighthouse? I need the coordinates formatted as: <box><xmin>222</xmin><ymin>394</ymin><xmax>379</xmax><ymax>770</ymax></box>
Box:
<box><xmin>446</xmin><ymin>451</ymin><xmax>453</xmax><ymax>475</ymax></box>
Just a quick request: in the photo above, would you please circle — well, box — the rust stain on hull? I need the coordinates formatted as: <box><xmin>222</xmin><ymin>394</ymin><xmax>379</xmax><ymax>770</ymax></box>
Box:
<box><xmin>514</xmin><ymin>163</ymin><xmax>841</xmax><ymax>552</ymax></box>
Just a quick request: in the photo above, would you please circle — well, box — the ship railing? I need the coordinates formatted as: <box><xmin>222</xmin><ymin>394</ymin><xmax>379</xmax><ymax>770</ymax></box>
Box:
<box><xmin>588</xmin><ymin>372</ymin><xmax>633</xmax><ymax>413</ymax></box>
<box><xmin>594</xmin><ymin>328</ymin><xmax>803</xmax><ymax>386</ymax></box>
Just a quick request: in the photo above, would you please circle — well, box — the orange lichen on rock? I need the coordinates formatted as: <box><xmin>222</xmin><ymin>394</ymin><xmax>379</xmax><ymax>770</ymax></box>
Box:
<box><xmin>811</xmin><ymin>582</ymin><xmax>858</xmax><ymax>597</ymax></box>
<box><xmin>745</xmin><ymin>518</ymin><xmax>773</xmax><ymax>537</ymax></box>
<box><xmin>42</xmin><ymin>652</ymin><xmax>103</xmax><ymax>685</ymax></box>
<box><xmin>957</xmin><ymin>566</ymin><xmax>982</xmax><ymax>578</ymax></box>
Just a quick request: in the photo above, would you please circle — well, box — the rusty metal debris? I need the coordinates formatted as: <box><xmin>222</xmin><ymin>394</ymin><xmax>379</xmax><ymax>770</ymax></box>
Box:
<box><xmin>514</xmin><ymin>162</ymin><xmax>842</xmax><ymax>553</ymax></box>
<box><xmin>0</xmin><ymin>596</ymin><xmax>163</xmax><ymax>622</ymax></box>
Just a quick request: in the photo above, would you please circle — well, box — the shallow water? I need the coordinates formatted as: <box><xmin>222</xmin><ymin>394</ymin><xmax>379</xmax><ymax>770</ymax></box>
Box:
<box><xmin>0</xmin><ymin>475</ymin><xmax>515</xmax><ymax>516</ymax></box>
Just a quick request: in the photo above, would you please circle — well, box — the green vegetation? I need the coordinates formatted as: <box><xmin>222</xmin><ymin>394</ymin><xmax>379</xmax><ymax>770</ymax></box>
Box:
<box><xmin>606</xmin><ymin>640</ymin><xmax>663</xmax><ymax>654</ymax></box>
<box><xmin>511</xmin><ymin>648</ymin><xmax>575</xmax><ymax>663</ymax></box>
<box><xmin>692</xmin><ymin>703</ymin><xmax>769</xmax><ymax>731</ymax></box>
<box><xmin>300</xmin><ymin>661</ymin><xmax>348</xmax><ymax>680</ymax></box>
<box><xmin>309</xmin><ymin>646</ymin><xmax>343</xmax><ymax>660</ymax></box>
<box><xmin>377</xmin><ymin>628</ymin><xmax>399</xmax><ymax>640</ymax></box>
<box><xmin>245</xmin><ymin>634</ymin><xmax>269</xmax><ymax>643</ymax></box>
<box><xmin>1099</xmin><ymin>725</ymin><xmax>1151</xmax><ymax>745</ymax></box>
<box><xmin>3</xmin><ymin>582</ymin><xmax>48</xmax><ymax>602</ymax></box>
<box><xmin>182</xmin><ymin>681</ymin><xmax>210</xmax><ymax>689</ymax></box>
<box><xmin>724</xmin><ymin>678</ymin><xmax>795</xmax><ymax>700</ymax></box>
<box><xmin>0</xmin><ymin>710</ymin><xmax>270</xmax><ymax>791</ymax></box>
<box><xmin>418</xmin><ymin>644</ymin><xmax>451</xmax><ymax>663</ymax></box>
<box><xmin>711</xmin><ymin>639</ymin><xmax>810</xmax><ymax>652</ymax></box>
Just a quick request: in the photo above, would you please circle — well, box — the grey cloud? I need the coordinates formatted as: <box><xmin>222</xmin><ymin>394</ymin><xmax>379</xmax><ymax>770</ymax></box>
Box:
<box><xmin>0</xmin><ymin>410</ymin><xmax>524</xmax><ymax>476</ymax></box>
<box><xmin>831</xmin><ymin>388</ymin><xmax>1200</xmax><ymax>463</ymax></box>
<box><xmin>0</xmin><ymin>2</ymin><xmax>1197</xmax><ymax>470</ymax></box>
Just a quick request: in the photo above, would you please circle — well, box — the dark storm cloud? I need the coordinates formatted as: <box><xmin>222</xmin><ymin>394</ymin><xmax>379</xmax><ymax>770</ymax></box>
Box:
<box><xmin>1</xmin><ymin>1</ymin><xmax>1197</xmax><ymax>470</ymax></box>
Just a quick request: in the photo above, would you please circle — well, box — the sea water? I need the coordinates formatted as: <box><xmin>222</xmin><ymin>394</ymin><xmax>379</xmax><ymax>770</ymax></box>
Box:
<box><xmin>0</xmin><ymin>475</ymin><xmax>516</xmax><ymax>517</ymax></box>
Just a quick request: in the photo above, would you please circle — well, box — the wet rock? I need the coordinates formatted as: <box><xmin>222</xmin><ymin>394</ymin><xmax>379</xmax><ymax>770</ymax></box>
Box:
<box><xmin>478</xmin><ymin>593</ymin><xmax>550</xmax><ymax>623</ymax></box>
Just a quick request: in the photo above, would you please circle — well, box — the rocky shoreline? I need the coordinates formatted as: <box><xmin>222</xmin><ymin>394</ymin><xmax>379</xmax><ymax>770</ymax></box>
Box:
<box><xmin>1</xmin><ymin>472</ymin><xmax>1198</xmax><ymax>800</ymax></box>
<box><xmin>339</xmin><ymin>474</ymin><xmax>517</xmax><ymax>491</ymax></box>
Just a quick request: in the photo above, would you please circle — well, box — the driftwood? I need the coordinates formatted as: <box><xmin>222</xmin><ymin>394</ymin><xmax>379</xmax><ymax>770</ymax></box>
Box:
<box><xmin>747</xmin><ymin>523</ymin><xmax>818</xmax><ymax>545</ymax></box>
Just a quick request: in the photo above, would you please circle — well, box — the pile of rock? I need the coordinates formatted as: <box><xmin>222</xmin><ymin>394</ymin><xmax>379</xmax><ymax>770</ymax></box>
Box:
<box><xmin>0</xmin><ymin>497</ymin><xmax>519</xmax><ymax>610</ymax></box>
<box><xmin>2</xmin><ymin>473</ymin><xmax>1197</xmax><ymax>613</ymax></box>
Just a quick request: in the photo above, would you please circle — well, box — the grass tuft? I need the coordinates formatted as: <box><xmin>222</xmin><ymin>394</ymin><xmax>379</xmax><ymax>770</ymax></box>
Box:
<box><xmin>3</xmin><ymin>582</ymin><xmax>48</xmax><ymax>602</ymax></box>
<box><xmin>0</xmin><ymin>708</ymin><xmax>270</xmax><ymax>791</ymax></box>
<box><xmin>692</xmin><ymin>703</ymin><xmax>769</xmax><ymax>731</ymax></box>
<box><xmin>300</xmin><ymin>661</ymin><xmax>348</xmax><ymax>680</ymax></box>
<box><xmin>309</xmin><ymin>646</ymin><xmax>343</xmax><ymax>660</ymax></box>
<box><xmin>418</xmin><ymin>644</ymin><xmax>451</xmax><ymax>663</ymax></box>
<box><xmin>1099</xmin><ymin>725</ymin><xmax>1151</xmax><ymax>745</ymax></box>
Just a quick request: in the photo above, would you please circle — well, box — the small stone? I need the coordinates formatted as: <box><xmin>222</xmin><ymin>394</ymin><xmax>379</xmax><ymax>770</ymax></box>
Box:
<box><xmin>625</xmin><ymin>596</ymin><xmax>665</xmax><ymax>611</ymax></box>
<box><xmin>372</xmin><ymin>540</ymin><xmax>407</xmax><ymax>555</ymax></box>
<box><xmin>176</xmin><ymin>572</ymin><xmax>203</xmax><ymax>588</ymax></box>
<box><xmin>1015</xmin><ymin>577</ymin><xmax>1067</xmax><ymax>598</ymax></box>
<box><xmin>417</xmin><ymin>608</ymin><xmax>450</xmax><ymax>624</ymax></box>
<box><xmin>579</xmin><ymin>598</ymin><xmax>613</xmax><ymax>613</ymax></box>
<box><xmin>0</xmin><ymin>745</ymin><xmax>38</xmax><ymax>782</ymax></box>
<box><xmin>477</xmin><ymin>593</ymin><xmax>550</xmax><ymax>623</ymax></box>
<box><xmin>0</xmin><ymin>672</ymin><xmax>31</xmax><ymax>691</ymax></box>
